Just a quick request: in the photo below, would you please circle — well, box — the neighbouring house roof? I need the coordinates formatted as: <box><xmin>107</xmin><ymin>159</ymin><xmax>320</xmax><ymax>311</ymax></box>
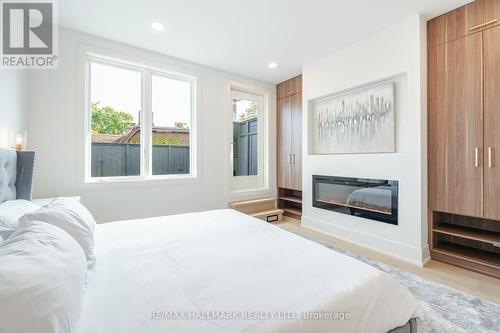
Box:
<box><xmin>92</xmin><ymin>126</ymin><xmax>190</xmax><ymax>146</ymax></box>
<box><xmin>91</xmin><ymin>133</ymin><xmax>123</xmax><ymax>143</ymax></box>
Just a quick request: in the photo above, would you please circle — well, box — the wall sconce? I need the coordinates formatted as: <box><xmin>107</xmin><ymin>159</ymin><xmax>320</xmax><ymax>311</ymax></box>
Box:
<box><xmin>15</xmin><ymin>134</ymin><xmax>23</xmax><ymax>151</ymax></box>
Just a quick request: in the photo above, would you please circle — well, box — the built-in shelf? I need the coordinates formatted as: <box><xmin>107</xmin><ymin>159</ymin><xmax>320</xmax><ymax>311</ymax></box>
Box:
<box><xmin>433</xmin><ymin>242</ymin><xmax>500</xmax><ymax>268</ymax></box>
<box><xmin>278</xmin><ymin>196</ymin><xmax>302</xmax><ymax>204</ymax></box>
<box><xmin>283</xmin><ymin>207</ymin><xmax>302</xmax><ymax>217</ymax></box>
<box><xmin>278</xmin><ymin>188</ymin><xmax>302</xmax><ymax>219</ymax></box>
<box><xmin>434</xmin><ymin>225</ymin><xmax>500</xmax><ymax>245</ymax></box>
<box><xmin>430</xmin><ymin>211</ymin><xmax>500</xmax><ymax>278</ymax></box>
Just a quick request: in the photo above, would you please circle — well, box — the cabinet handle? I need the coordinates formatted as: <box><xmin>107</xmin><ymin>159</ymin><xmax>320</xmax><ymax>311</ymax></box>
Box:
<box><xmin>287</xmin><ymin>90</ymin><xmax>296</xmax><ymax>95</ymax></box>
<box><xmin>475</xmin><ymin>147</ymin><xmax>479</xmax><ymax>168</ymax></box>
<box><xmin>469</xmin><ymin>18</ymin><xmax>498</xmax><ymax>31</ymax></box>
<box><xmin>292</xmin><ymin>153</ymin><xmax>296</xmax><ymax>165</ymax></box>
<box><xmin>488</xmin><ymin>147</ymin><xmax>493</xmax><ymax>168</ymax></box>
<box><xmin>288</xmin><ymin>154</ymin><xmax>292</xmax><ymax>165</ymax></box>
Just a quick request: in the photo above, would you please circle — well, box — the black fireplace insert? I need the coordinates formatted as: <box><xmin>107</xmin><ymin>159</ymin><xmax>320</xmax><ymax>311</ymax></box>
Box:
<box><xmin>312</xmin><ymin>175</ymin><xmax>398</xmax><ymax>225</ymax></box>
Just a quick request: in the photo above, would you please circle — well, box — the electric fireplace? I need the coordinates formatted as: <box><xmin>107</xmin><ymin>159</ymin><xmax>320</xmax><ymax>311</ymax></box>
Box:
<box><xmin>312</xmin><ymin>175</ymin><xmax>398</xmax><ymax>225</ymax></box>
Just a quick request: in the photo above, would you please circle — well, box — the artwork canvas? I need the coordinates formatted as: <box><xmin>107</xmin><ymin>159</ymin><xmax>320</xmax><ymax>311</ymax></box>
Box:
<box><xmin>311</xmin><ymin>82</ymin><xmax>395</xmax><ymax>154</ymax></box>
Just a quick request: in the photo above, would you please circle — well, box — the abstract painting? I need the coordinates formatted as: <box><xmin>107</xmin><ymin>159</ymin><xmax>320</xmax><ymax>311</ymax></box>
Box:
<box><xmin>311</xmin><ymin>82</ymin><xmax>395</xmax><ymax>154</ymax></box>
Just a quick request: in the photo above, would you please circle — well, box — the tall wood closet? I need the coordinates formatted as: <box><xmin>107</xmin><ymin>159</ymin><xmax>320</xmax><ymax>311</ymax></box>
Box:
<box><xmin>277</xmin><ymin>75</ymin><xmax>302</xmax><ymax>218</ymax></box>
<box><xmin>428</xmin><ymin>0</ymin><xmax>500</xmax><ymax>278</ymax></box>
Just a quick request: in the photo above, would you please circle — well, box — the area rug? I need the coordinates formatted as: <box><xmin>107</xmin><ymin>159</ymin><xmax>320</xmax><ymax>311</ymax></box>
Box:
<box><xmin>296</xmin><ymin>233</ymin><xmax>500</xmax><ymax>333</ymax></box>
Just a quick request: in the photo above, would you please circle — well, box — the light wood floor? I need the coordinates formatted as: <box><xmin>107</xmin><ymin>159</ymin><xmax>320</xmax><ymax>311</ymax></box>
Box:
<box><xmin>277</xmin><ymin>217</ymin><xmax>500</xmax><ymax>305</ymax></box>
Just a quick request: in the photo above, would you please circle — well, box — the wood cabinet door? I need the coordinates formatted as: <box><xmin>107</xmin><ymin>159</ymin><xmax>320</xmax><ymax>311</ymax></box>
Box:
<box><xmin>484</xmin><ymin>25</ymin><xmax>500</xmax><ymax>220</ymax></box>
<box><xmin>277</xmin><ymin>97</ymin><xmax>292</xmax><ymax>188</ymax></box>
<box><xmin>428</xmin><ymin>33</ymin><xmax>483</xmax><ymax>217</ymax></box>
<box><xmin>428</xmin><ymin>7</ymin><xmax>467</xmax><ymax>47</ymax></box>
<box><xmin>290</xmin><ymin>92</ymin><xmax>302</xmax><ymax>190</ymax></box>
<box><xmin>277</xmin><ymin>76</ymin><xmax>302</xmax><ymax>99</ymax></box>
<box><xmin>277</xmin><ymin>82</ymin><xmax>287</xmax><ymax>100</ymax></box>
<box><xmin>466</xmin><ymin>0</ymin><xmax>500</xmax><ymax>32</ymax></box>
<box><xmin>289</xmin><ymin>75</ymin><xmax>302</xmax><ymax>95</ymax></box>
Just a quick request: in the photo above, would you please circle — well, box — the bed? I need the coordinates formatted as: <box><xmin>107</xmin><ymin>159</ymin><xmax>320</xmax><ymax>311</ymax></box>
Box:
<box><xmin>0</xmin><ymin>148</ymin><xmax>420</xmax><ymax>333</ymax></box>
<box><xmin>75</xmin><ymin>209</ymin><xmax>419</xmax><ymax>333</ymax></box>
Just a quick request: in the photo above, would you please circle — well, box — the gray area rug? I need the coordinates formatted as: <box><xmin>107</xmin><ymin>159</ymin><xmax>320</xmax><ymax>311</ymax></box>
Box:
<box><xmin>300</xmin><ymin>234</ymin><xmax>500</xmax><ymax>333</ymax></box>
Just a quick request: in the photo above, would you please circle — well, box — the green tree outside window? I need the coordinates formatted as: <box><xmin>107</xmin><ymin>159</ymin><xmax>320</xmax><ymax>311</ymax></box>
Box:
<box><xmin>91</xmin><ymin>102</ymin><xmax>133</xmax><ymax>135</ymax></box>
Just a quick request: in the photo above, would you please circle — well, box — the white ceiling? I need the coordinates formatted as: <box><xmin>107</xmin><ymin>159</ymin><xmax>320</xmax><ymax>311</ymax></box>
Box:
<box><xmin>59</xmin><ymin>0</ymin><xmax>471</xmax><ymax>84</ymax></box>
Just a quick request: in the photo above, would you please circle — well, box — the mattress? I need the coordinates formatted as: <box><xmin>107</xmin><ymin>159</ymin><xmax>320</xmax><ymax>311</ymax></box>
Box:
<box><xmin>76</xmin><ymin>209</ymin><xmax>420</xmax><ymax>333</ymax></box>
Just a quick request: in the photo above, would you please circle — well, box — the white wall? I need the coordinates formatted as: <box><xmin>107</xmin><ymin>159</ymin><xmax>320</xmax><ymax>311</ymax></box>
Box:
<box><xmin>301</xmin><ymin>15</ymin><xmax>428</xmax><ymax>265</ymax></box>
<box><xmin>0</xmin><ymin>71</ymin><xmax>27</xmax><ymax>148</ymax></box>
<box><xmin>27</xmin><ymin>28</ymin><xmax>276</xmax><ymax>222</ymax></box>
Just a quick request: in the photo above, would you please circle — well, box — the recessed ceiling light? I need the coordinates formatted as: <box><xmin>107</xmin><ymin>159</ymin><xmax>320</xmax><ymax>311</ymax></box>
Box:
<box><xmin>151</xmin><ymin>22</ymin><xmax>165</xmax><ymax>31</ymax></box>
<box><xmin>268</xmin><ymin>62</ymin><xmax>278</xmax><ymax>69</ymax></box>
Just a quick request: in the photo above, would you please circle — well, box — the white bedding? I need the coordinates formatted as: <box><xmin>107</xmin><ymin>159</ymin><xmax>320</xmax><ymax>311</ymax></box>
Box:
<box><xmin>76</xmin><ymin>209</ymin><xmax>419</xmax><ymax>333</ymax></box>
<box><xmin>0</xmin><ymin>221</ymin><xmax>88</xmax><ymax>333</ymax></box>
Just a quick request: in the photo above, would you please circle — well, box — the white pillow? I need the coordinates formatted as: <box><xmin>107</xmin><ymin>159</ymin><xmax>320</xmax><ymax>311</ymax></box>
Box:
<box><xmin>0</xmin><ymin>199</ymin><xmax>40</xmax><ymax>239</ymax></box>
<box><xmin>21</xmin><ymin>197</ymin><xmax>97</xmax><ymax>267</ymax></box>
<box><xmin>0</xmin><ymin>220</ymin><xmax>87</xmax><ymax>333</ymax></box>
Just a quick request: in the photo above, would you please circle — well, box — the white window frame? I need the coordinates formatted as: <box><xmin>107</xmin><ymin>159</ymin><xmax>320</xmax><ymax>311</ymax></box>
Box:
<box><xmin>230</xmin><ymin>87</ymin><xmax>268</xmax><ymax>192</ymax></box>
<box><xmin>83</xmin><ymin>53</ymin><xmax>198</xmax><ymax>184</ymax></box>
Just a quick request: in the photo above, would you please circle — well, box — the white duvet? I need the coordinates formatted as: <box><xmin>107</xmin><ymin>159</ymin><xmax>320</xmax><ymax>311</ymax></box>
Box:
<box><xmin>76</xmin><ymin>209</ymin><xmax>419</xmax><ymax>333</ymax></box>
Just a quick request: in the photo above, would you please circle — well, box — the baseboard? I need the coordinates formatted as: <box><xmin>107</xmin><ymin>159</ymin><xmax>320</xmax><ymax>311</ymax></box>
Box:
<box><xmin>301</xmin><ymin>215</ymin><xmax>429</xmax><ymax>267</ymax></box>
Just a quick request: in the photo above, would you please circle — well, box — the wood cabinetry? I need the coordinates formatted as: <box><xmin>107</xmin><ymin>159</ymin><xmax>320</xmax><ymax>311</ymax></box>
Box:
<box><xmin>428</xmin><ymin>33</ymin><xmax>483</xmax><ymax>217</ymax></box>
<box><xmin>428</xmin><ymin>0</ymin><xmax>500</xmax><ymax>47</ymax></box>
<box><xmin>484</xmin><ymin>25</ymin><xmax>500</xmax><ymax>220</ymax></box>
<box><xmin>277</xmin><ymin>97</ymin><xmax>292</xmax><ymax>188</ymax></box>
<box><xmin>428</xmin><ymin>7</ymin><xmax>467</xmax><ymax>47</ymax></box>
<box><xmin>428</xmin><ymin>1</ymin><xmax>500</xmax><ymax>278</ymax></box>
<box><xmin>277</xmin><ymin>75</ymin><xmax>302</xmax><ymax>99</ymax></box>
<box><xmin>277</xmin><ymin>76</ymin><xmax>302</xmax><ymax>191</ymax></box>
<box><xmin>466</xmin><ymin>0</ymin><xmax>500</xmax><ymax>32</ymax></box>
<box><xmin>277</xmin><ymin>95</ymin><xmax>301</xmax><ymax>191</ymax></box>
<box><xmin>277</xmin><ymin>75</ymin><xmax>302</xmax><ymax>217</ymax></box>
<box><xmin>290</xmin><ymin>92</ymin><xmax>302</xmax><ymax>190</ymax></box>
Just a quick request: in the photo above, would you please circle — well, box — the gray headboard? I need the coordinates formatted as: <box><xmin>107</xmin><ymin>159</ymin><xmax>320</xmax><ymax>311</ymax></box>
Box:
<box><xmin>0</xmin><ymin>148</ymin><xmax>35</xmax><ymax>204</ymax></box>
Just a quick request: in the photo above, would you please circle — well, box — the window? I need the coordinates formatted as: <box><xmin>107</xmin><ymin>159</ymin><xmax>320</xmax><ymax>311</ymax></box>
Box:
<box><xmin>230</xmin><ymin>88</ymin><xmax>267</xmax><ymax>191</ymax></box>
<box><xmin>85</xmin><ymin>55</ymin><xmax>196</xmax><ymax>182</ymax></box>
<box><xmin>151</xmin><ymin>74</ymin><xmax>192</xmax><ymax>175</ymax></box>
<box><xmin>89</xmin><ymin>62</ymin><xmax>142</xmax><ymax>177</ymax></box>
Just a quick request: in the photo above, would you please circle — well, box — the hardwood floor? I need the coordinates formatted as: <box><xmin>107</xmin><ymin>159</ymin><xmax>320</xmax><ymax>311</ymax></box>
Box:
<box><xmin>277</xmin><ymin>217</ymin><xmax>500</xmax><ymax>305</ymax></box>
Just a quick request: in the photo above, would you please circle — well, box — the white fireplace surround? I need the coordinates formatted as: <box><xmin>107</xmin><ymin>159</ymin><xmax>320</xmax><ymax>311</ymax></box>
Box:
<box><xmin>301</xmin><ymin>15</ymin><xmax>428</xmax><ymax>266</ymax></box>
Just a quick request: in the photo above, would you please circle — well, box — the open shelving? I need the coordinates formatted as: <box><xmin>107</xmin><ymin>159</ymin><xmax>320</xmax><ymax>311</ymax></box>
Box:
<box><xmin>278</xmin><ymin>188</ymin><xmax>302</xmax><ymax>219</ymax></box>
<box><xmin>430</xmin><ymin>211</ymin><xmax>500</xmax><ymax>278</ymax></box>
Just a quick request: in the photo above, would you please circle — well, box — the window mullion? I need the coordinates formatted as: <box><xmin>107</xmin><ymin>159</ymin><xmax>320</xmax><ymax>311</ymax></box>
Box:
<box><xmin>142</xmin><ymin>69</ymin><xmax>153</xmax><ymax>178</ymax></box>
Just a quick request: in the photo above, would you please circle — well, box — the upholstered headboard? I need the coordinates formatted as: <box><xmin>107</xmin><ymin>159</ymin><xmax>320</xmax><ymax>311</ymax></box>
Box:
<box><xmin>0</xmin><ymin>148</ymin><xmax>35</xmax><ymax>204</ymax></box>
